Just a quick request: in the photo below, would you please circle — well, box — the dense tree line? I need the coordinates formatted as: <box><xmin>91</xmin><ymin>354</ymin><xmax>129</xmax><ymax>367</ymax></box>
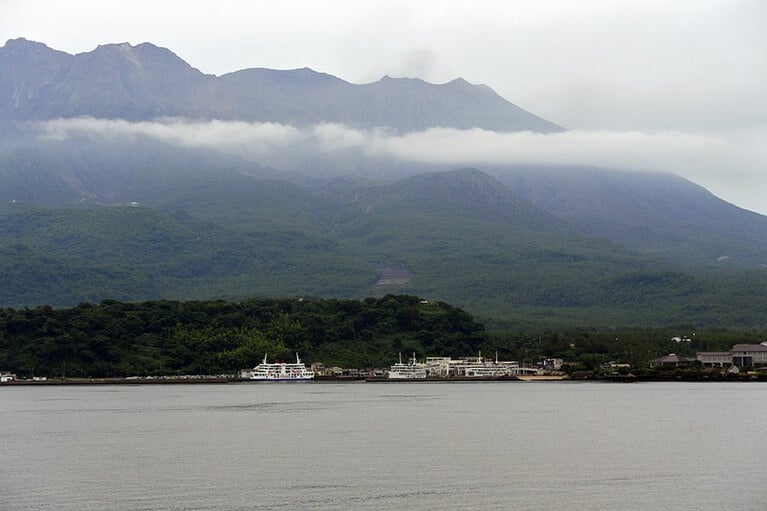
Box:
<box><xmin>1</xmin><ymin>295</ymin><xmax>764</xmax><ymax>378</ymax></box>
<box><xmin>0</xmin><ymin>295</ymin><xmax>485</xmax><ymax>377</ymax></box>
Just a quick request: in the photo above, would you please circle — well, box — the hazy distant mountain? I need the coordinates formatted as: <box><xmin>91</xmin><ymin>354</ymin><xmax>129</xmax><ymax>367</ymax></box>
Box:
<box><xmin>0</xmin><ymin>38</ymin><xmax>562</xmax><ymax>132</ymax></box>
<box><xmin>497</xmin><ymin>166</ymin><xmax>767</xmax><ymax>268</ymax></box>
<box><xmin>0</xmin><ymin>134</ymin><xmax>289</xmax><ymax>205</ymax></box>
<box><xmin>325</xmin><ymin>168</ymin><xmax>567</xmax><ymax>231</ymax></box>
<box><xmin>0</xmin><ymin>39</ymin><xmax>213</xmax><ymax>121</ymax></box>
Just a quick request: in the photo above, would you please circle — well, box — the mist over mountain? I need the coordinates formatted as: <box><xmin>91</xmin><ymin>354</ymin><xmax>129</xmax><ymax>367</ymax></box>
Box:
<box><xmin>1</xmin><ymin>38</ymin><xmax>766</xmax><ymax>328</ymax></box>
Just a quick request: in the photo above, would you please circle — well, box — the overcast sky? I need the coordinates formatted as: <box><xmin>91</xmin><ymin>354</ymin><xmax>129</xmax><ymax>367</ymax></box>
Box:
<box><xmin>2</xmin><ymin>0</ymin><xmax>766</xmax><ymax>212</ymax></box>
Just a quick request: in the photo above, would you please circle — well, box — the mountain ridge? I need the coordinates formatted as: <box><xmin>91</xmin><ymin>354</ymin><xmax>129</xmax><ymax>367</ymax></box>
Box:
<box><xmin>0</xmin><ymin>38</ymin><xmax>562</xmax><ymax>132</ymax></box>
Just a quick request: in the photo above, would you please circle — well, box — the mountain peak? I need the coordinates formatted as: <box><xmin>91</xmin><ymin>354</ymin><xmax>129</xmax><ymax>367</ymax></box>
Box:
<box><xmin>89</xmin><ymin>41</ymin><xmax>188</xmax><ymax>65</ymax></box>
<box><xmin>90</xmin><ymin>42</ymin><xmax>144</xmax><ymax>68</ymax></box>
<box><xmin>447</xmin><ymin>77</ymin><xmax>471</xmax><ymax>87</ymax></box>
<box><xmin>360</xmin><ymin>168</ymin><xmax>565</xmax><ymax>231</ymax></box>
<box><xmin>95</xmin><ymin>41</ymin><xmax>132</xmax><ymax>49</ymax></box>
<box><xmin>3</xmin><ymin>37</ymin><xmax>42</xmax><ymax>49</ymax></box>
<box><xmin>376</xmin><ymin>75</ymin><xmax>428</xmax><ymax>86</ymax></box>
<box><xmin>1</xmin><ymin>38</ymin><xmax>66</xmax><ymax>59</ymax></box>
<box><xmin>377</xmin><ymin>76</ymin><xmax>473</xmax><ymax>89</ymax></box>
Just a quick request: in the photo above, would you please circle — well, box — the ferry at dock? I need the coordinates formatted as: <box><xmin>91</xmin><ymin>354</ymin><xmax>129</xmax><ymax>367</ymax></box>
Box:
<box><xmin>247</xmin><ymin>354</ymin><xmax>315</xmax><ymax>381</ymax></box>
<box><xmin>448</xmin><ymin>352</ymin><xmax>517</xmax><ymax>378</ymax></box>
<box><xmin>388</xmin><ymin>353</ymin><xmax>427</xmax><ymax>379</ymax></box>
<box><xmin>369</xmin><ymin>351</ymin><xmax>522</xmax><ymax>382</ymax></box>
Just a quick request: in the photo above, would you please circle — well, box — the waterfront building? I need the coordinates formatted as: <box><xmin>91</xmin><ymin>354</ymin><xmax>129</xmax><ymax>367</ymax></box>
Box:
<box><xmin>696</xmin><ymin>342</ymin><xmax>767</xmax><ymax>367</ymax></box>
<box><xmin>730</xmin><ymin>343</ymin><xmax>767</xmax><ymax>367</ymax></box>
<box><xmin>696</xmin><ymin>352</ymin><xmax>732</xmax><ymax>367</ymax></box>
<box><xmin>649</xmin><ymin>354</ymin><xmax>693</xmax><ymax>368</ymax></box>
<box><xmin>541</xmin><ymin>358</ymin><xmax>564</xmax><ymax>371</ymax></box>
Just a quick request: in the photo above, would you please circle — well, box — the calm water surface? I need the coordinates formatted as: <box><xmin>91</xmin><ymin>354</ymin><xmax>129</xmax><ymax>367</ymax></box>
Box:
<box><xmin>1</xmin><ymin>381</ymin><xmax>765</xmax><ymax>510</ymax></box>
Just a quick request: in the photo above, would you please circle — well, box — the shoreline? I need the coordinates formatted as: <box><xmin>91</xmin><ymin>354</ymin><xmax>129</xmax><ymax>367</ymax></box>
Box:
<box><xmin>2</xmin><ymin>373</ymin><xmax>765</xmax><ymax>386</ymax></box>
<box><xmin>1</xmin><ymin>377</ymin><xmax>236</xmax><ymax>385</ymax></box>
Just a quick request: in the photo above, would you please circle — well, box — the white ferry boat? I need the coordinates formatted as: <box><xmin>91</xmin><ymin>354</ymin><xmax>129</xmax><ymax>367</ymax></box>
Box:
<box><xmin>388</xmin><ymin>353</ymin><xmax>427</xmax><ymax>379</ymax></box>
<box><xmin>455</xmin><ymin>352</ymin><xmax>515</xmax><ymax>378</ymax></box>
<box><xmin>249</xmin><ymin>353</ymin><xmax>314</xmax><ymax>381</ymax></box>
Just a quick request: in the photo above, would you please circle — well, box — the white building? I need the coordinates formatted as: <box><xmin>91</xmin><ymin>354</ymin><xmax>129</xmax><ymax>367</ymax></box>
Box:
<box><xmin>696</xmin><ymin>352</ymin><xmax>732</xmax><ymax>367</ymax></box>
<box><xmin>731</xmin><ymin>343</ymin><xmax>767</xmax><ymax>367</ymax></box>
<box><xmin>696</xmin><ymin>342</ymin><xmax>767</xmax><ymax>367</ymax></box>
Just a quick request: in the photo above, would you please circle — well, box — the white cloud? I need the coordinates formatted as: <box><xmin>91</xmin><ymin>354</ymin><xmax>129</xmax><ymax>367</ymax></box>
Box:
<box><xmin>39</xmin><ymin>117</ymin><xmax>303</xmax><ymax>152</ymax></box>
<box><xmin>373</xmin><ymin>127</ymin><xmax>761</xmax><ymax>175</ymax></box>
<box><xmin>34</xmin><ymin>117</ymin><xmax>767</xmax><ymax>214</ymax></box>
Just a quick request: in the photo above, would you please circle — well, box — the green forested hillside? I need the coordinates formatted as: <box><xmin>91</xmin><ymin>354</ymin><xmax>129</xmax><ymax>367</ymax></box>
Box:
<box><xmin>2</xmin><ymin>167</ymin><xmax>767</xmax><ymax>329</ymax></box>
<box><xmin>0</xmin><ymin>296</ymin><xmax>485</xmax><ymax>376</ymax></box>
<box><xmin>0</xmin><ymin>202</ymin><xmax>375</xmax><ymax>304</ymax></box>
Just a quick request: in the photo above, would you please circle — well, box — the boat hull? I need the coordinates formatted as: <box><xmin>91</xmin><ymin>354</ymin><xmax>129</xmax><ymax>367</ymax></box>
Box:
<box><xmin>248</xmin><ymin>376</ymin><xmax>314</xmax><ymax>381</ymax></box>
<box><xmin>366</xmin><ymin>376</ymin><xmax>521</xmax><ymax>383</ymax></box>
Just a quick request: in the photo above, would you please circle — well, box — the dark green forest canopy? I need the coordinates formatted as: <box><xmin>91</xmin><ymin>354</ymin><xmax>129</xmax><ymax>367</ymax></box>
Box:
<box><xmin>1</xmin><ymin>295</ymin><xmax>761</xmax><ymax>378</ymax></box>
<box><xmin>0</xmin><ymin>296</ymin><xmax>486</xmax><ymax>377</ymax></box>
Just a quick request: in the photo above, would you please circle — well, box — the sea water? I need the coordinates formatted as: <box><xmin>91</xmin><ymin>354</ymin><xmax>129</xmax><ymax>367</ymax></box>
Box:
<box><xmin>1</xmin><ymin>381</ymin><xmax>765</xmax><ymax>510</ymax></box>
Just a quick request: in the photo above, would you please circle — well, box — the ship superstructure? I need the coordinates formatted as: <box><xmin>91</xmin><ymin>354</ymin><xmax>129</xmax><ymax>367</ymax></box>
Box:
<box><xmin>248</xmin><ymin>353</ymin><xmax>315</xmax><ymax>381</ymax></box>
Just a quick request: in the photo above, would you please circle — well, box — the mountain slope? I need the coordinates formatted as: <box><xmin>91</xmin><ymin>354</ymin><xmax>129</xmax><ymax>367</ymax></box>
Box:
<box><xmin>0</xmin><ymin>39</ymin><xmax>214</xmax><ymax>121</ymax></box>
<box><xmin>326</xmin><ymin>168</ymin><xmax>568</xmax><ymax>230</ymax></box>
<box><xmin>0</xmin><ymin>202</ymin><xmax>375</xmax><ymax>307</ymax></box>
<box><xmin>320</xmin><ymin>169</ymin><xmax>744</xmax><ymax>326</ymax></box>
<box><xmin>0</xmin><ymin>38</ymin><xmax>562</xmax><ymax>133</ymax></box>
<box><xmin>0</xmin><ymin>39</ymin><xmax>72</xmax><ymax>119</ymax></box>
<box><xmin>496</xmin><ymin>166</ymin><xmax>767</xmax><ymax>268</ymax></box>
<box><xmin>1</xmin><ymin>167</ymin><xmax>766</xmax><ymax>328</ymax></box>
